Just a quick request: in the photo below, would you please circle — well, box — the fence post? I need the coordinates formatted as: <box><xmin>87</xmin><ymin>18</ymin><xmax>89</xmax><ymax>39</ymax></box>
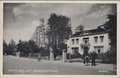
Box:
<box><xmin>29</xmin><ymin>53</ymin><xmax>31</xmax><ymax>58</ymax></box>
<box><xmin>62</xmin><ymin>49</ymin><xmax>67</xmax><ymax>62</ymax></box>
<box><xmin>69</xmin><ymin>53</ymin><xmax>71</xmax><ymax>63</ymax></box>
<box><xmin>17</xmin><ymin>51</ymin><xmax>20</xmax><ymax>57</ymax></box>
<box><xmin>50</xmin><ymin>47</ymin><xmax>54</xmax><ymax>61</ymax></box>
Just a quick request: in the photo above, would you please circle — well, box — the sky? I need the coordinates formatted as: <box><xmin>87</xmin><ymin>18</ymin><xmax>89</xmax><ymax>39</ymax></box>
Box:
<box><xmin>3</xmin><ymin>3</ymin><xmax>116</xmax><ymax>44</ymax></box>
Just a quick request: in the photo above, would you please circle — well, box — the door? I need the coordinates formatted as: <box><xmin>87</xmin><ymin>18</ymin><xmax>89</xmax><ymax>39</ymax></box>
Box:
<box><xmin>83</xmin><ymin>47</ymin><xmax>89</xmax><ymax>56</ymax></box>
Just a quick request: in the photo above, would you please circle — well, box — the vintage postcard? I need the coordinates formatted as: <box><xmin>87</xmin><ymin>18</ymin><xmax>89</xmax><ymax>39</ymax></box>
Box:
<box><xmin>0</xmin><ymin>0</ymin><xmax>120</xmax><ymax>78</ymax></box>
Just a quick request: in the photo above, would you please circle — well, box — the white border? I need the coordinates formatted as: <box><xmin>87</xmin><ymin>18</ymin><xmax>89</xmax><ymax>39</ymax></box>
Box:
<box><xmin>1</xmin><ymin>1</ymin><xmax>119</xmax><ymax>3</ymax></box>
<box><xmin>0</xmin><ymin>1</ymin><xmax>120</xmax><ymax>78</ymax></box>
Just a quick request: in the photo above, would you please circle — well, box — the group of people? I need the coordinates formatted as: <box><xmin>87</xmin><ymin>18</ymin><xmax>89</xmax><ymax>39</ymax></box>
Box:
<box><xmin>84</xmin><ymin>51</ymin><xmax>97</xmax><ymax>66</ymax></box>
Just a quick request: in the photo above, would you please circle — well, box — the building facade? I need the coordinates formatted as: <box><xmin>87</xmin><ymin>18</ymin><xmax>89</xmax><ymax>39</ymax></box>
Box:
<box><xmin>66</xmin><ymin>29</ymin><xmax>110</xmax><ymax>55</ymax></box>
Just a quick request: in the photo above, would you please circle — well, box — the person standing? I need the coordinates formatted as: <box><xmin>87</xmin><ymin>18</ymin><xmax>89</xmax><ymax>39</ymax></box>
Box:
<box><xmin>91</xmin><ymin>51</ymin><xmax>97</xmax><ymax>66</ymax></box>
<box><xmin>84</xmin><ymin>55</ymin><xmax>90</xmax><ymax>65</ymax></box>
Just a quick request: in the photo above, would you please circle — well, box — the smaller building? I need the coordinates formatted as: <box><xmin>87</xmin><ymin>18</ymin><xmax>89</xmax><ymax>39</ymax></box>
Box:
<box><xmin>66</xmin><ymin>28</ymin><xmax>110</xmax><ymax>55</ymax></box>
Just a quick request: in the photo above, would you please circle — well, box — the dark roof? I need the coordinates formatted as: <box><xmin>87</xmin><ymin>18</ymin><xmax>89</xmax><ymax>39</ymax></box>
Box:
<box><xmin>71</xmin><ymin>28</ymin><xmax>108</xmax><ymax>38</ymax></box>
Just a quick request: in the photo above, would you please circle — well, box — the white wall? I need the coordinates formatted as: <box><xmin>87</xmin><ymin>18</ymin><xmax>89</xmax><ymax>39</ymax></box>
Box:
<box><xmin>67</xmin><ymin>33</ymin><xmax>110</xmax><ymax>55</ymax></box>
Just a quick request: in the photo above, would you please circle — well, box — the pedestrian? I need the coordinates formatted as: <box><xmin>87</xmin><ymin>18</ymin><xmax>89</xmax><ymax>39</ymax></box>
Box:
<box><xmin>38</xmin><ymin>53</ymin><xmax>41</xmax><ymax>61</ymax></box>
<box><xmin>84</xmin><ymin>55</ymin><xmax>90</xmax><ymax>65</ymax></box>
<box><xmin>91</xmin><ymin>51</ymin><xmax>97</xmax><ymax>66</ymax></box>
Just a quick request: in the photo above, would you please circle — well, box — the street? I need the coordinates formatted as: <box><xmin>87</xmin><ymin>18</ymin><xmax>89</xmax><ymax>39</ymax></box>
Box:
<box><xmin>3</xmin><ymin>55</ymin><xmax>116</xmax><ymax>75</ymax></box>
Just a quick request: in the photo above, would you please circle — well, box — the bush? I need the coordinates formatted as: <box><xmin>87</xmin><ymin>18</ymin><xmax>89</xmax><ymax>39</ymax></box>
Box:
<box><xmin>97</xmin><ymin>51</ymin><xmax>116</xmax><ymax>64</ymax></box>
<box><xmin>97</xmin><ymin>53</ymin><xmax>108</xmax><ymax>63</ymax></box>
<box><xmin>66</xmin><ymin>52</ymin><xmax>82</xmax><ymax>59</ymax></box>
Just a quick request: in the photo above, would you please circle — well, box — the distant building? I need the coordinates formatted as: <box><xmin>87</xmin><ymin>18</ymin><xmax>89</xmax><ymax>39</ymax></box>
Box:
<box><xmin>66</xmin><ymin>28</ymin><xmax>110</xmax><ymax>55</ymax></box>
<box><xmin>30</xmin><ymin>18</ymin><xmax>46</xmax><ymax>48</ymax></box>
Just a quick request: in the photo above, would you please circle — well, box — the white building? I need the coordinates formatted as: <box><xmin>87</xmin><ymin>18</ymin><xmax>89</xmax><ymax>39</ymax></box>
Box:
<box><xmin>67</xmin><ymin>29</ymin><xmax>110</xmax><ymax>55</ymax></box>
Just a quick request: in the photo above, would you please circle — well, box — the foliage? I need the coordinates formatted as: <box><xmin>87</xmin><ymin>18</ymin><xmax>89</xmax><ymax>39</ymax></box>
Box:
<box><xmin>7</xmin><ymin>39</ymin><xmax>17</xmax><ymax>55</ymax></box>
<box><xmin>75</xmin><ymin>25</ymin><xmax>84</xmax><ymax>33</ymax></box>
<box><xmin>66</xmin><ymin>52</ymin><xmax>82</xmax><ymax>59</ymax></box>
<box><xmin>101</xmin><ymin>13</ymin><xmax>117</xmax><ymax>64</ymax></box>
<box><xmin>97</xmin><ymin>51</ymin><xmax>116</xmax><ymax>64</ymax></box>
<box><xmin>17</xmin><ymin>40</ymin><xmax>28</xmax><ymax>56</ymax></box>
<box><xmin>47</xmin><ymin>13</ymin><xmax>72</xmax><ymax>55</ymax></box>
<box><xmin>4</xmin><ymin>39</ymin><xmax>42</xmax><ymax>57</ymax></box>
<box><xmin>97</xmin><ymin>53</ymin><xmax>108</xmax><ymax>63</ymax></box>
<box><xmin>3</xmin><ymin>40</ymin><xmax>9</xmax><ymax>55</ymax></box>
<box><xmin>103</xmin><ymin>14</ymin><xmax>117</xmax><ymax>50</ymax></box>
<box><xmin>28</xmin><ymin>40</ymin><xmax>40</xmax><ymax>53</ymax></box>
<box><xmin>3</xmin><ymin>39</ymin><xmax>17</xmax><ymax>55</ymax></box>
<box><xmin>17</xmin><ymin>40</ymin><xmax>40</xmax><ymax>57</ymax></box>
<box><xmin>97</xmin><ymin>7</ymin><xmax>117</xmax><ymax>64</ymax></box>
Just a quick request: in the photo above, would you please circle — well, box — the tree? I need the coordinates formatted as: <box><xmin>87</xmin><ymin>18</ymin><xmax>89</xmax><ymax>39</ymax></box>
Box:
<box><xmin>17</xmin><ymin>40</ymin><xmax>29</xmax><ymax>56</ymax></box>
<box><xmin>28</xmin><ymin>40</ymin><xmax>40</xmax><ymax>53</ymax></box>
<box><xmin>3</xmin><ymin>40</ymin><xmax>8</xmax><ymax>55</ymax></box>
<box><xmin>17</xmin><ymin>40</ymin><xmax>23</xmax><ymax>53</ymax></box>
<box><xmin>104</xmin><ymin>14</ymin><xmax>116</xmax><ymax>49</ymax></box>
<box><xmin>17</xmin><ymin>40</ymin><xmax>26</xmax><ymax>56</ymax></box>
<box><xmin>47</xmin><ymin>13</ymin><xmax>72</xmax><ymax>57</ymax></box>
<box><xmin>102</xmin><ymin>4</ymin><xmax>116</xmax><ymax>51</ymax></box>
<box><xmin>8</xmin><ymin>39</ymin><xmax>16</xmax><ymax>55</ymax></box>
<box><xmin>102</xmin><ymin>13</ymin><xmax>117</xmax><ymax>64</ymax></box>
<box><xmin>17</xmin><ymin>40</ymin><xmax>40</xmax><ymax>57</ymax></box>
<box><xmin>75</xmin><ymin>25</ymin><xmax>84</xmax><ymax>33</ymax></box>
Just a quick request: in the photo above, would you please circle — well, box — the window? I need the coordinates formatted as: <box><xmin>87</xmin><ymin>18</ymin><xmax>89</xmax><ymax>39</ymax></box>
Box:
<box><xmin>100</xmin><ymin>36</ymin><xmax>104</xmax><ymax>42</ymax></box>
<box><xmin>72</xmin><ymin>47</ymin><xmax>79</xmax><ymax>54</ymax></box>
<box><xmin>94</xmin><ymin>37</ymin><xmax>98</xmax><ymax>43</ymax></box>
<box><xmin>83</xmin><ymin>38</ymin><xmax>89</xmax><ymax>43</ymax></box>
<box><xmin>72</xmin><ymin>39</ymin><xmax>75</xmax><ymax>45</ymax></box>
<box><xmin>76</xmin><ymin>39</ymin><xmax>79</xmax><ymax>44</ymax></box>
<box><xmin>94</xmin><ymin>46</ymin><xmax>104</xmax><ymax>53</ymax></box>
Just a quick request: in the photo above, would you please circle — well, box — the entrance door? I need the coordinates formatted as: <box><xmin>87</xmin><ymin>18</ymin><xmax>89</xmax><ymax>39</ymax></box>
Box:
<box><xmin>83</xmin><ymin>47</ymin><xmax>89</xmax><ymax>56</ymax></box>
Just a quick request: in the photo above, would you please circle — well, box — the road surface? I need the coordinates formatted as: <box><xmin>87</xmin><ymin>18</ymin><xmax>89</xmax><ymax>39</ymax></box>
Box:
<box><xmin>3</xmin><ymin>55</ymin><xmax>116</xmax><ymax>75</ymax></box>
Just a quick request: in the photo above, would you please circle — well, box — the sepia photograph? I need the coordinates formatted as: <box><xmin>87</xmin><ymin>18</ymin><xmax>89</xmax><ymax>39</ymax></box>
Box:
<box><xmin>2</xmin><ymin>1</ymin><xmax>118</xmax><ymax>76</ymax></box>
